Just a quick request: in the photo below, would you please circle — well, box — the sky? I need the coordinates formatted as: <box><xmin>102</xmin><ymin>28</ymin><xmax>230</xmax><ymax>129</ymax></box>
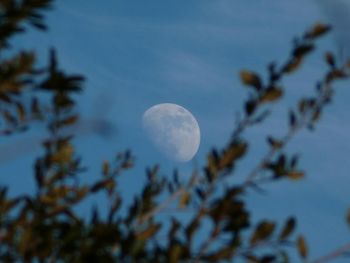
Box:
<box><xmin>4</xmin><ymin>0</ymin><xmax>350</xmax><ymax>261</ymax></box>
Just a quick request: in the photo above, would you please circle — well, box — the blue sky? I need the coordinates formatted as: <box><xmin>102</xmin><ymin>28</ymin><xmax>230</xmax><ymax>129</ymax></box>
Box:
<box><xmin>4</xmin><ymin>0</ymin><xmax>350</xmax><ymax>261</ymax></box>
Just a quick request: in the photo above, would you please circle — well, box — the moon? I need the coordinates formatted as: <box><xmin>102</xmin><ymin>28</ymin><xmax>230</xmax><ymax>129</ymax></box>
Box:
<box><xmin>142</xmin><ymin>103</ymin><xmax>200</xmax><ymax>162</ymax></box>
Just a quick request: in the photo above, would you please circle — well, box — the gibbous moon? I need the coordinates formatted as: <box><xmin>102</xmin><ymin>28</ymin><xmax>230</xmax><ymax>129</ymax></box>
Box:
<box><xmin>142</xmin><ymin>103</ymin><xmax>200</xmax><ymax>162</ymax></box>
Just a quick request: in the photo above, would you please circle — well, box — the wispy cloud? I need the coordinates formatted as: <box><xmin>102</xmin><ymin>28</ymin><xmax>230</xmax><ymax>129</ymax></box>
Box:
<box><xmin>158</xmin><ymin>51</ymin><xmax>231</xmax><ymax>91</ymax></box>
<box><xmin>59</xmin><ymin>1</ymin><xmax>312</xmax><ymax>48</ymax></box>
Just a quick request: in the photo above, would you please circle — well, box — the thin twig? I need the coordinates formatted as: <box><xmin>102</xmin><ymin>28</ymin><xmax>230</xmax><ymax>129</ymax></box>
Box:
<box><xmin>138</xmin><ymin>174</ymin><xmax>199</xmax><ymax>224</ymax></box>
<box><xmin>311</xmin><ymin>242</ymin><xmax>350</xmax><ymax>263</ymax></box>
<box><xmin>138</xmin><ymin>186</ymin><xmax>186</xmax><ymax>224</ymax></box>
<box><xmin>195</xmin><ymin>225</ymin><xmax>220</xmax><ymax>262</ymax></box>
<box><xmin>242</xmin><ymin>125</ymin><xmax>299</xmax><ymax>188</ymax></box>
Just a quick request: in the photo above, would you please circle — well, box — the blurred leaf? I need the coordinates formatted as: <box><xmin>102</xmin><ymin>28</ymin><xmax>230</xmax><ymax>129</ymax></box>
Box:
<box><xmin>169</xmin><ymin>242</ymin><xmax>183</xmax><ymax>263</ymax></box>
<box><xmin>58</xmin><ymin>115</ymin><xmax>78</xmax><ymax>127</ymax></box>
<box><xmin>346</xmin><ymin>209</ymin><xmax>350</xmax><ymax>227</ymax></box>
<box><xmin>31</xmin><ymin>97</ymin><xmax>42</xmax><ymax>119</ymax></box>
<box><xmin>218</xmin><ymin>141</ymin><xmax>248</xmax><ymax>170</ymax></box>
<box><xmin>102</xmin><ymin>161</ymin><xmax>110</xmax><ymax>176</ymax></box>
<box><xmin>206</xmin><ymin>246</ymin><xmax>235</xmax><ymax>261</ymax></box>
<box><xmin>29</xmin><ymin>21</ymin><xmax>47</xmax><ymax>31</ymax></box>
<box><xmin>244</xmin><ymin>253</ymin><xmax>259</xmax><ymax>262</ymax></box>
<box><xmin>90</xmin><ymin>178</ymin><xmax>114</xmax><ymax>193</ymax></box>
<box><xmin>287</xmin><ymin>171</ymin><xmax>304</xmax><ymax>181</ymax></box>
<box><xmin>136</xmin><ymin>223</ymin><xmax>161</xmax><ymax>240</ymax></box>
<box><xmin>293</xmin><ymin>44</ymin><xmax>314</xmax><ymax>57</ymax></box>
<box><xmin>15</xmin><ymin>102</ymin><xmax>25</xmax><ymax>122</ymax></box>
<box><xmin>298</xmin><ymin>99</ymin><xmax>307</xmax><ymax>113</ymax></box>
<box><xmin>297</xmin><ymin>235</ymin><xmax>308</xmax><ymax>259</ymax></box>
<box><xmin>168</xmin><ymin>218</ymin><xmax>181</xmax><ymax>241</ymax></box>
<box><xmin>195</xmin><ymin>187</ymin><xmax>205</xmax><ymax>201</ymax></box>
<box><xmin>289</xmin><ymin>110</ymin><xmax>296</xmax><ymax>128</ymax></box>
<box><xmin>305</xmin><ymin>23</ymin><xmax>331</xmax><ymax>39</ymax></box>
<box><xmin>279</xmin><ymin>217</ymin><xmax>296</xmax><ymax>240</ymax></box>
<box><xmin>327</xmin><ymin>69</ymin><xmax>347</xmax><ymax>82</ymax></box>
<box><xmin>240</xmin><ymin>70</ymin><xmax>262</xmax><ymax>90</ymax></box>
<box><xmin>250</xmin><ymin>221</ymin><xmax>275</xmax><ymax>245</ymax></box>
<box><xmin>325</xmin><ymin>52</ymin><xmax>335</xmax><ymax>68</ymax></box>
<box><xmin>252</xmin><ymin>110</ymin><xmax>270</xmax><ymax>124</ymax></box>
<box><xmin>2</xmin><ymin>110</ymin><xmax>17</xmax><ymax>126</ymax></box>
<box><xmin>261</xmin><ymin>87</ymin><xmax>283</xmax><ymax>102</ymax></box>
<box><xmin>290</xmin><ymin>155</ymin><xmax>299</xmax><ymax>169</ymax></box>
<box><xmin>261</xmin><ymin>255</ymin><xmax>276</xmax><ymax>263</ymax></box>
<box><xmin>206</xmin><ymin>150</ymin><xmax>219</xmax><ymax>182</ymax></box>
<box><xmin>178</xmin><ymin>191</ymin><xmax>190</xmax><ymax>208</ymax></box>
<box><xmin>267</xmin><ymin>136</ymin><xmax>283</xmax><ymax>149</ymax></box>
<box><xmin>245</xmin><ymin>99</ymin><xmax>257</xmax><ymax>116</ymax></box>
<box><xmin>50</xmin><ymin>142</ymin><xmax>74</xmax><ymax>164</ymax></box>
<box><xmin>185</xmin><ymin>216</ymin><xmax>200</xmax><ymax>242</ymax></box>
<box><xmin>312</xmin><ymin>108</ymin><xmax>321</xmax><ymax>122</ymax></box>
<box><xmin>283</xmin><ymin>56</ymin><xmax>303</xmax><ymax>74</ymax></box>
<box><xmin>0</xmin><ymin>93</ymin><xmax>11</xmax><ymax>103</ymax></box>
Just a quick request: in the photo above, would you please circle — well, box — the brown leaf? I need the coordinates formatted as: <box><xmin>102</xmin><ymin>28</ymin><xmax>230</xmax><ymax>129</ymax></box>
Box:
<box><xmin>50</xmin><ymin>143</ymin><xmax>74</xmax><ymax>164</ymax></box>
<box><xmin>206</xmin><ymin>246</ymin><xmax>234</xmax><ymax>261</ymax></box>
<box><xmin>136</xmin><ymin>223</ymin><xmax>161</xmax><ymax>240</ymax></box>
<box><xmin>283</xmin><ymin>56</ymin><xmax>303</xmax><ymax>74</ymax></box>
<box><xmin>240</xmin><ymin>70</ymin><xmax>262</xmax><ymax>90</ymax></box>
<box><xmin>178</xmin><ymin>191</ymin><xmax>190</xmax><ymax>208</ymax></box>
<box><xmin>279</xmin><ymin>217</ymin><xmax>296</xmax><ymax>240</ymax></box>
<box><xmin>169</xmin><ymin>243</ymin><xmax>183</xmax><ymax>263</ymax></box>
<box><xmin>261</xmin><ymin>87</ymin><xmax>283</xmax><ymax>102</ymax></box>
<box><xmin>102</xmin><ymin>161</ymin><xmax>110</xmax><ymax>176</ymax></box>
<box><xmin>306</xmin><ymin>23</ymin><xmax>331</xmax><ymax>39</ymax></box>
<box><xmin>59</xmin><ymin>115</ymin><xmax>79</xmax><ymax>127</ymax></box>
<box><xmin>218</xmin><ymin>141</ymin><xmax>248</xmax><ymax>169</ymax></box>
<box><xmin>287</xmin><ymin>171</ymin><xmax>304</xmax><ymax>180</ymax></box>
<box><xmin>297</xmin><ymin>235</ymin><xmax>308</xmax><ymax>259</ymax></box>
<box><xmin>327</xmin><ymin>69</ymin><xmax>347</xmax><ymax>82</ymax></box>
<box><xmin>250</xmin><ymin>221</ymin><xmax>275</xmax><ymax>245</ymax></box>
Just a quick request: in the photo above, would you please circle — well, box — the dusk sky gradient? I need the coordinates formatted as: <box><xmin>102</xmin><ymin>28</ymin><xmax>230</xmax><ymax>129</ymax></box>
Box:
<box><xmin>4</xmin><ymin>1</ymin><xmax>350</xmax><ymax>261</ymax></box>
